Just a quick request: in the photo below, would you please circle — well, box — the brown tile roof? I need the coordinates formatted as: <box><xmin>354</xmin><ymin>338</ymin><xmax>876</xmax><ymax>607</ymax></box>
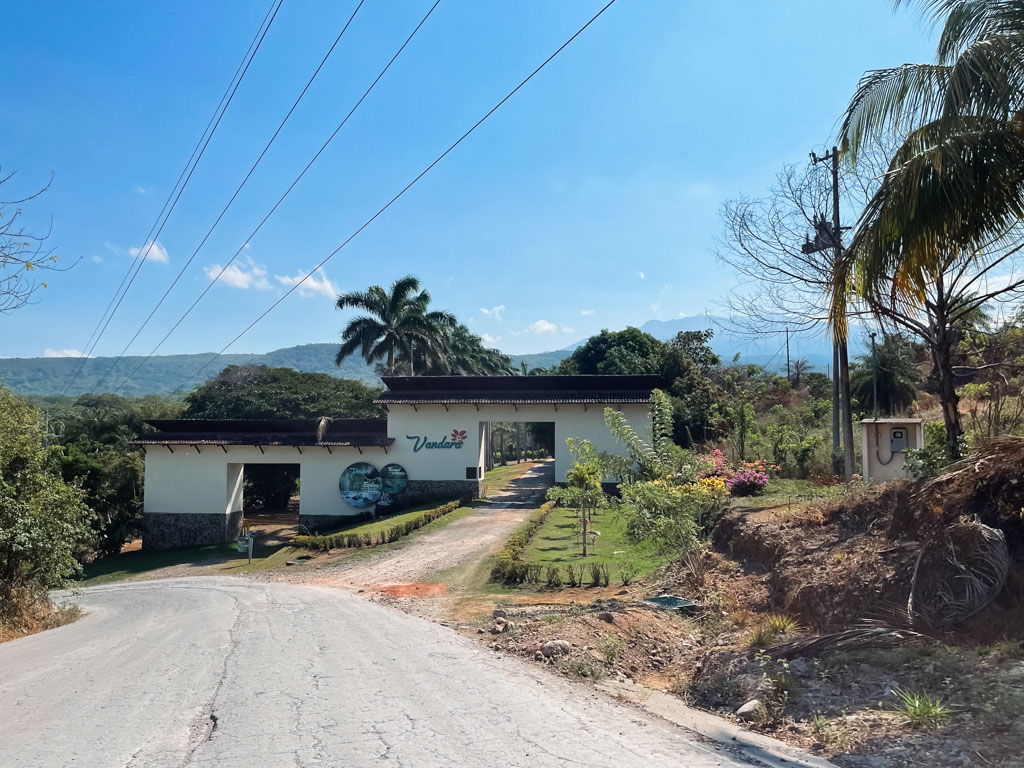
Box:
<box><xmin>375</xmin><ymin>375</ymin><xmax>661</xmax><ymax>405</ymax></box>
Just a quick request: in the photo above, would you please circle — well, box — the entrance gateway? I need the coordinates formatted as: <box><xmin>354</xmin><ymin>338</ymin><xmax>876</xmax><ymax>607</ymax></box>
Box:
<box><xmin>139</xmin><ymin>375</ymin><xmax>658</xmax><ymax>548</ymax></box>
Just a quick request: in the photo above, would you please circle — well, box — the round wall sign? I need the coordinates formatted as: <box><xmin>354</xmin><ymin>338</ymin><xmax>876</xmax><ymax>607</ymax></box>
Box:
<box><xmin>339</xmin><ymin>462</ymin><xmax>382</xmax><ymax>508</ymax></box>
<box><xmin>380</xmin><ymin>463</ymin><xmax>409</xmax><ymax>495</ymax></box>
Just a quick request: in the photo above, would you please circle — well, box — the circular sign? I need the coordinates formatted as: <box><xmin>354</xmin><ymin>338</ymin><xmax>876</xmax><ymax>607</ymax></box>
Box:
<box><xmin>339</xmin><ymin>462</ymin><xmax>382</xmax><ymax>508</ymax></box>
<box><xmin>380</xmin><ymin>463</ymin><xmax>409</xmax><ymax>495</ymax></box>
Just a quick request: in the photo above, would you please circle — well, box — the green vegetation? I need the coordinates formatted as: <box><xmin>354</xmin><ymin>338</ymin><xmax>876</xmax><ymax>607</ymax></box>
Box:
<box><xmin>523</xmin><ymin>502</ymin><xmax>665</xmax><ymax>578</ymax></box>
<box><xmin>483</xmin><ymin>463</ymin><xmax>535</xmax><ymax>493</ymax></box>
<box><xmin>79</xmin><ymin>540</ymin><xmax>296</xmax><ymax>587</ymax></box>
<box><xmin>335</xmin><ymin>275</ymin><xmax>511</xmax><ymax>376</ymax></box>
<box><xmin>293</xmin><ymin>499</ymin><xmax>465</xmax><ymax>550</ymax></box>
<box><xmin>1</xmin><ymin>389</ymin><xmax>94</xmax><ymax>635</ymax></box>
<box><xmin>892</xmin><ymin>689</ymin><xmax>950</xmax><ymax>729</ymax></box>
<box><xmin>491</xmin><ymin>502</ymin><xmax>556</xmax><ymax>584</ymax></box>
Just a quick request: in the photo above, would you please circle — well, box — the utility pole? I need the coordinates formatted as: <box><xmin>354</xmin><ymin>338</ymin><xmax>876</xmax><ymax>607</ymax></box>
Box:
<box><xmin>785</xmin><ymin>327</ymin><xmax>791</xmax><ymax>384</ymax></box>
<box><xmin>808</xmin><ymin>145</ymin><xmax>855</xmax><ymax>481</ymax></box>
<box><xmin>870</xmin><ymin>332</ymin><xmax>879</xmax><ymax>416</ymax></box>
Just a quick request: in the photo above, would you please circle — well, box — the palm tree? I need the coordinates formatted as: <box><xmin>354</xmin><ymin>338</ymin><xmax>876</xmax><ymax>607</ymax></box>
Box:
<box><xmin>791</xmin><ymin>358</ymin><xmax>813</xmax><ymax>388</ymax></box>
<box><xmin>335</xmin><ymin>275</ymin><xmax>454</xmax><ymax>375</ymax></box>
<box><xmin>832</xmin><ymin>0</ymin><xmax>1024</xmax><ymax>457</ymax></box>
<box><xmin>850</xmin><ymin>335</ymin><xmax>922</xmax><ymax>415</ymax></box>
<box><xmin>398</xmin><ymin>323</ymin><xmax>514</xmax><ymax>375</ymax></box>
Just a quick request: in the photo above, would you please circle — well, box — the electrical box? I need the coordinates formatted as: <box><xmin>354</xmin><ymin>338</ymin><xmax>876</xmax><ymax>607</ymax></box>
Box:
<box><xmin>890</xmin><ymin>428</ymin><xmax>908</xmax><ymax>453</ymax></box>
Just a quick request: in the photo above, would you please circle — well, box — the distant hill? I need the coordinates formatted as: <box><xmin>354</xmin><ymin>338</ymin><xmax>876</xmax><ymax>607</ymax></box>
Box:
<box><xmin>0</xmin><ymin>318</ymin><xmax>866</xmax><ymax>397</ymax></box>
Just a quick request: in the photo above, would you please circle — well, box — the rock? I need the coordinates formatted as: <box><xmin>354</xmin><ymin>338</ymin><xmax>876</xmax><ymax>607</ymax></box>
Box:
<box><xmin>735</xmin><ymin>699</ymin><xmax>765</xmax><ymax>722</ymax></box>
<box><xmin>534</xmin><ymin>650</ymin><xmax>544</xmax><ymax>661</ymax></box>
<box><xmin>477</xmin><ymin>628</ymin><xmax>485</xmax><ymax>634</ymax></box>
<box><xmin>490</xmin><ymin>621</ymin><xmax>510</xmax><ymax>634</ymax></box>
<box><xmin>492</xmin><ymin>608</ymin><xmax>508</xmax><ymax>619</ymax></box>
<box><xmin>597</xmin><ymin>611</ymin><xmax>615</xmax><ymax>623</ymax></box>
<box><xmin>541</xmin><ymin>640</ymin><xmax>571</xmax><ymax>658</ymax></box>
<box><xmin>788</xmin><ymin>658</ymin><xmax>812</xmax><ymax>676</ymax></box>
<box><xmin>616</xmin><ymin>589</ymin><xmax>629</xmax><ymax>596</ymax></box>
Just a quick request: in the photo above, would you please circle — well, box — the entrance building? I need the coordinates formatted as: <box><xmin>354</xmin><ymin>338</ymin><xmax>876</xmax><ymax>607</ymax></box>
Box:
<box><xmin>139</xmin><ymin>375</ymin><xmax>658</xmax><ymax>548</ymax></box>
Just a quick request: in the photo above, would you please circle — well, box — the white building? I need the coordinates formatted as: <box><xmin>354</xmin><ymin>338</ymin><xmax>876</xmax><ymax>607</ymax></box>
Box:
<box><xmin>139</xmin><ymin>375</ymin><xmax>657</xmax><ymax>548</ymax></box>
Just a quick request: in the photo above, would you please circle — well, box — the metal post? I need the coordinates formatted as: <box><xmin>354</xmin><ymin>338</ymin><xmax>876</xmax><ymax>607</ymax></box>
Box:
<box><xmin>870</xmin><ymin>332</ymin><xmax>879</xmax><ymax>416</ymax></box>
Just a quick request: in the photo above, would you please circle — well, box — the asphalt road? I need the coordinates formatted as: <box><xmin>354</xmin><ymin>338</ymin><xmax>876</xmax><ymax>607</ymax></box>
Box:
<box><xmin>0</xmin><ymin>578</ymin><xmax>756</xmax><ymax>768</ymax></box>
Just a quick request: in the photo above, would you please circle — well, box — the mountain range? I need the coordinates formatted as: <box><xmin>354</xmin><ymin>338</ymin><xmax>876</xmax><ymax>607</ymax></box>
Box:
<box><xmin>0</xmin><ymin>316</ymin><xmax>864</xmax><ymax>397</ymax></box>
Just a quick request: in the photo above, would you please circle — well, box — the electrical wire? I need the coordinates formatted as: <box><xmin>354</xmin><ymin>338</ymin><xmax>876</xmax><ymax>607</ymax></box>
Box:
<box><xmin>113</xmin><ymin>0</ymin><xmax>442</xmax><ymax>394</ymax></box>
<box><xmin>92</xmin><ymin>0</ymin><xmax>366</xmax><ymax>392</ymax></box>
<box><xmin>59</xmin><ymin>0</ymin><xmax>285</xmax><ymax>397</ymax></box>
<box><xmin>161</xmin><ymin>0</ymin><xmax>620</xmax><ymax>400</ymax></box>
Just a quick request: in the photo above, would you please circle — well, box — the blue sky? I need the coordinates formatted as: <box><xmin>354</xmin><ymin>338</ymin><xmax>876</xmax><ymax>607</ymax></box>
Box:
<box><xmin>2</xmin><ymin>0</ymin><xmax>936</xmax><ymax>361</ymax></box>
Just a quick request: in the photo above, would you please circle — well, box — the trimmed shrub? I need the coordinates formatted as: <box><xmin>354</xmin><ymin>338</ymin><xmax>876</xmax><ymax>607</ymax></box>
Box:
<box><xmin>292</xmin><ymin>498</ymin><xmax>466</xmax><ymax>551</ymax></box>
<box><xmin>490</xmin><ymin>502</ymin><xmax>555</xmax><ymax>585</ymax></box>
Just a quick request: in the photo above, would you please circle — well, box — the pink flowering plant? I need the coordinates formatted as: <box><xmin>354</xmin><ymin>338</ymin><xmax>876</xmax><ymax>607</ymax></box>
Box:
<box><xmin>726</xmin><ymin>463</ymin><xmax>770</xmax><ymax>496</ymax></box>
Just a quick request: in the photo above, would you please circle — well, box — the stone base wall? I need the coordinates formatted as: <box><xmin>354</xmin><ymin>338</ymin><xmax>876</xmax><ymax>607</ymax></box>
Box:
<box><xmin>144</xmin><ymin>510</ymin><xmax>242</xmax><ymax>550</ymax></box>
<box><xmin>392</xmin><ymin>479</ymin><xmax>480</xmax><ymax>510</ymax></box>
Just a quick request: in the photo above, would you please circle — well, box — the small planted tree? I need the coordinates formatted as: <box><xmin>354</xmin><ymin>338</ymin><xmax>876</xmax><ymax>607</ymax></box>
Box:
<box><xmin>547</xmin><ymin>440</ymin><xmax>608</xmax><ymax>557</ymax></box>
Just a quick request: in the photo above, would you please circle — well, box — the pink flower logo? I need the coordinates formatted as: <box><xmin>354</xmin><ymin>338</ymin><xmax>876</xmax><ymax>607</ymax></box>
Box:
<box><xmin>451</xmin><ymin>429</ymin><xmax>467</xmax><ymax>442</ymax></box>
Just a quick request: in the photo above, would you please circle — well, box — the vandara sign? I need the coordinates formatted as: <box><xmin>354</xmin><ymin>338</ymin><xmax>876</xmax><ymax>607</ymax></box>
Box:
<box><xmin>406</xmin><ymin>429</ymin><xmax>468</xmax><ymax>452</ymax></box>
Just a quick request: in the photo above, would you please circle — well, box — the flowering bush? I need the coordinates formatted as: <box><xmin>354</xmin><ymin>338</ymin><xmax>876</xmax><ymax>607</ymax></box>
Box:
<box><xmin>698</xmin><ymin>448</ymin><xmax>731</xmax><ymax>479</ymax></box>
<box><xmin>726</xmin><ymin>466</ymin><xmax>769</xmax><ymax>496</ymax></box>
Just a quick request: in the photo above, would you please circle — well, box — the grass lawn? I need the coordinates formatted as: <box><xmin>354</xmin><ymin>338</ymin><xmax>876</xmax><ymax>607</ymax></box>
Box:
<box><xmin>80</xmin><ymin>499</ymin><xmax>472</xmax><ymax>586</ymax></box>
<box><xmin>730</xmin><ymin>477</ymin><xmax>852</xmax><ymax>512</ymax></box>
<box><xmin>523</xmin><ymin>503</ymin><xmax>666</xmax><ymax>579</ymax></box>
<box><xmin>483</xmin><ymin>461</ymin><xmax>538</xmax><ymax>493</ymax></box>
<box><xmin>79</xmin><ymin>540</ymin><xmax>297</xmax><ymax>587</ymax></box>
<box><xmin>305</xmin><ymin>499</ymin><xmax>461</xmax><ymax>540</ymax></box>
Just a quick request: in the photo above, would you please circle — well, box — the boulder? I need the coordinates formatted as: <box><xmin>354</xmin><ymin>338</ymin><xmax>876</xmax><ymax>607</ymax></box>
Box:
<box><xmin>541</xmin><ymin>640</ymin><xmax>571</xmax><ymax>658</ymax></box>
<box><xmin>735</xmin><ymin>699</ymin><xmax>765</xmax><ymax>722</ymax></box>
<box><xmin>597</xmin><ymin>611</ymin><xmax>615</xmax><ymax>623</ymax></box>
<box><xmin>492</xmin><ymin>608</ymin><xmax>508</xmax><ymax>619</ymax></box>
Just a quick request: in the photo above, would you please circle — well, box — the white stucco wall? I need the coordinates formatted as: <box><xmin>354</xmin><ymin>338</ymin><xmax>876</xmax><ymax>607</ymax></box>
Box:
<box><xmin>382</xmin><ymin>402</ymin><xmax>652</xmax><ymax>484</ymax></box>
<box><xmin>142</xmin><ymin>401</ymin><xmax>651</xmax><ymax>521</ymax></box>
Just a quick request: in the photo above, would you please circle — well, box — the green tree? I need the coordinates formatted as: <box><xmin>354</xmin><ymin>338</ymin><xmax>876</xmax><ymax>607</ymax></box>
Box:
<box><xmin>336</xmin><ymin>275</ymin><xmax>455</xmax><ymax>375</ymax></box>
<box><xmin>1</xmin><ymin>388</ymin><xmax>92</xmax><ymax>620</ymax></box>
<box><xmin>790</xmin><ymin>358</ymin><xmax>813</xmax><ymax>388</ymax></box>
<box><xmin>184</xmin><ymin>366</ymin><xmax>382</xmax><ymax>420</ymax></box>
<box><xmin>556</xmin><ymin>327</ymin><xmax>664</xmax><ymax>375</ymax></box>
<box><xmin>834</xmin><ymin>0</ymin><xmax>1024</xmax><ymax>457</ymax></box>
<box><xmin>850</xmin><ymin>335</ymin><xmax>921</xmax><ymax>415</ymax></box>
<box><xmin>402</xmin><ymin>323</ymin><xmax>513</xmax><ymax>375</ymax></box>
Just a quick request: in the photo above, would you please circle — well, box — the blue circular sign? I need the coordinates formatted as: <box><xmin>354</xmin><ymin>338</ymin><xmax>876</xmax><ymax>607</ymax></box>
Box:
<box><xmin>380</xmin><ymin>463</ymin><xmax>409</xmax><ymax>495</ymax></box>
<box><xmin>339</xmin><ymin>462</ymin><xmax>382</xmax><ymax>508</ymax></box>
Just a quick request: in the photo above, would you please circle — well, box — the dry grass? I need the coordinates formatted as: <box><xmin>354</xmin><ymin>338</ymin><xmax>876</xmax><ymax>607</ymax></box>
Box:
<box><xmin>0</xmin><ymin>587</ymin><xmax>82</xmax><ymax>644</ymax></box>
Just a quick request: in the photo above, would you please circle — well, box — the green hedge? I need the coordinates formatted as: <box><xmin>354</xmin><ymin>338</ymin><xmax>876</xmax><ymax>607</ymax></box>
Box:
<box><xmin>293</xmin><ymin>498</ymin><xmax>465</xmax><ymax>551</ymax></box>
<box><xmin>491</xmin><ymin>501</ymin><xmax>555</xmax><ymax>584</ymax></box>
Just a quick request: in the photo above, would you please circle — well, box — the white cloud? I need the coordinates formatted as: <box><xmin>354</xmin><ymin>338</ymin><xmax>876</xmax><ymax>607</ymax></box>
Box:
<box><xmin>983</xmin><ymin>272</ymin><xmax>1024</xmax><ymax>293</ymax></box>
<box><xmin>651</xmin><ymin>302</ymin><xmax>661</xmax><ymax>313</ymax></box>
<box><xmin>580</xmin><ymin>309</ymin><xmax>594</xmax><ymax>316</ymax></box>
<box><xmin>678</xmin><ymin>311</ymin><xmax>692</xmax><ymax>318</ymax></box>
<box><xmin>44</xmin><ymin>348</ymin><xmax>89</xmax><ymax>358</ymax></box>
<box><xmin>133</xmin><ymin>185</ymin><xmax>152</xmax><ymax>195</ymax></box>
<box><xmin>129</xmin><ymin>240</ymin><xmax>169</xmax><ymax>263</ymax></box>
<box><xmin>561</xmin><ymin>327</ymin><xmax>575</xmax><ymax>334</ymax></box>
<box><xmin>204</xmin><ymin>256</ymin><xmax>272</xmax><ymax>290</ymax></box>
<box><xmin>481</xmin><ymin>333</ymin><xmax>501</xmax><ymax>345</ymax></box>
<box><xmin>529</xmin><ymin>319</ymin><xmax>557</xmax><ymax>335</ymax></box>
<box><xmin>91</xmin><ymin>255</ymin><xmax>103</xmax><ymax>263</ymax></box>
<box><xmin>274</xmin><ymin>267</ymin><xmax>338</xmax><ymax>299</ymax></box>
<box><xmin>636</xmin><ymin>270</ymin><xmax>645</xmax><ymax>280</ymax></box>
<box><xmin>480</xmin><ymin>305</ymin><xmax>505</xmax><ymax>321</ymax></box>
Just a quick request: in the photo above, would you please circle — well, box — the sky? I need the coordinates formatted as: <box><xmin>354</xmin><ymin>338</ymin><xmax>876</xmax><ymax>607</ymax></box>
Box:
<box><xmin>1</xmin><ymin>0</ymin><xmax>938</xmax><ymax>365</ymax></box>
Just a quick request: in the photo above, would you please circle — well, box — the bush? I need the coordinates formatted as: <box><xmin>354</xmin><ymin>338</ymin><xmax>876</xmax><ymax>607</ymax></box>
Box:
<box><xmin>618</xmin><ymin>560</ymin><xmax>639</xmax><ymax>586</ymax></box>
<box><xmin>726</xmin><ymin>466</ymin><xmax>769</xmax><ymax>496</ymax></box>
<box><xmin>565</xmin><ymin>562</ymin><xmax>582</xmax><ymax>587</ymax></box>
<box><xmin>490</xmin><ymin>502</ymin><xmax>555</xmax><ymax>584</ymax></box>
<box><xmin>1</xmin><ymin>389</ymin><xmax>93</xmax><ymax>631</ymax></box>
<box><xmin>545</xmin><ymin>565</ymin><xmax>563</xmax><ymax>588</ymax></box>
<box><xmin>292</xmin><ymin>498</ymin><xmax>465</xmax><ymax>551</ymax></box>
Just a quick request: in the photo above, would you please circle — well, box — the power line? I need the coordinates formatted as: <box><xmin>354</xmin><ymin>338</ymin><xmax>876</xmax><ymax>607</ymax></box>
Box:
<box><xmin>162</xmin><ymin>0</ymin><xmax>620</xmax><ymax>401</ymax></box>
<box><xmin>113</xmin><ymin>0</ymin><xmax>442</xmax><ymax>394</ymax></box>
<box><xmin>59</xmin><ymin>0</ymin><xmax>285</xmax><ymax>397</ymax></box>
<box><xmin>91</xmin><ymin>0</ymin><xmax>367</xmax><ymax>392</ymax></box>
<box><xmin>68</xmin><ymin>0</ymin><xmax>280</xmax><ymax>377</ymax></box>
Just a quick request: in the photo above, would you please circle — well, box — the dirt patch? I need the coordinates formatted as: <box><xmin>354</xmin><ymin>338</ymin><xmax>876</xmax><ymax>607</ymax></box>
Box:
<box><xmin>378</xmin><ymin>583</ymin><xmax>447</xmax><ymax>598</ymax></box>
